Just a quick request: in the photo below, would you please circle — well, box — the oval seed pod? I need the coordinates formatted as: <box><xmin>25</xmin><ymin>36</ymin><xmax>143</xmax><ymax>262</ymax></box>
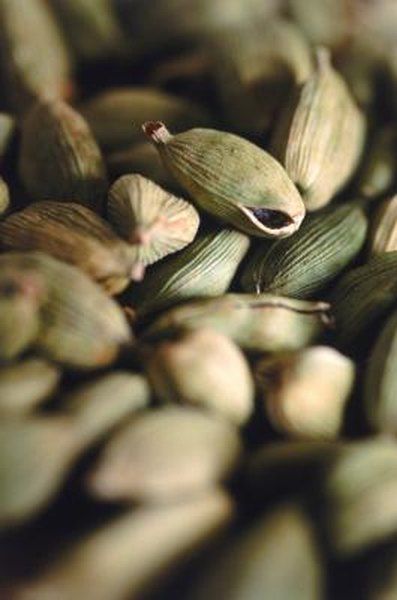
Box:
<box><xmin>0</xmin><ymin>201</ymin><xmax>140</xmax><ymax>294</ymax></box>
<box><xmin>106</xmin><ymin>142</ymin><xmax>176</xmax><ymax>189</ymax></box>
<box><xmin>0</xmin><ymin>177</ymin><xmax>10</xmax><ymax>215</ymax></box>
<box><xmin>241</xmin><ymin>202</ymin><xmax>368</xmax><ymax>297</ymax></box>
<box><xmin>19</xmin><ymin>100</ymin><xmax>108</xmax><ymax>212</ymax></box>
<box><xmin>256</xmin><ymin>346</ymin><xmax>355</xmax><ymax>440</ymax></box>
<box><xmin>370</xmin><ymin>195</ymin><xmax>397</xmax><ymax>255</ymax></box>
<box><xmin>188</xmin><ymin>503</ymin><xmax>323</xmax><ymax>600</ymax></box>
<box><xmin>107</xmin><ymin>175</ymin><xmax>200</xmax><ymax>275</ymax></box>
<box><xmin>144</xmin><ymin>122</ymin><xmax>306</xmax><ymax>238</ymax></box>
<box><xmin>14</xmin><ymin>490</ymin><xmax>233</xmax><ymax>600</ymax></box>
<box><xmin>0</xmin><ymin>358</ymin><xmax>61</xmax><ymax>417</ymax></box>
<box><xmin>0</xmin><ymin>0</ymin><xmax>72</xmax><ymax>113</ymax></box>
<box><xmin>81</xmin><ymin>87</ymin><xmax>211</xmax><ymax>153</ymax></box>
<box><xmin>86</xmin><ymin>407</ymin><xmax>242</xmax><ymax>503</ymax></box>
<box><xmin>145</xmin><ymin>294</ymin><xmax>332</xmax><ymax>353</ymax></box>
<box><xmin>132</xmin><ymin>228</ymin><xmax>250</xmax><ymax>317</ymax></box>
<box><xmin>145</xmin><ymin>328</ymin><xmax>254</xmax><ymax>425</ymax></box>
<box><xmin>272</xmin><ymin>49</ymin><xmax>366</xmax><ymax>211</ymax></box>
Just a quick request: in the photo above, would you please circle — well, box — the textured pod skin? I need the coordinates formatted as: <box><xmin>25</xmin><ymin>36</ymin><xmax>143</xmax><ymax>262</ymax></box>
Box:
<box><xmin>81</xmin><ymin>87</ymin><xmax>211</xmax><ymax>152</ymax></box>
<box><xmin>19</xmin><ymin>100</ymin><xmax>108</xmax><ymax>212</ymax></box>
<box><xmin>86</xmin><ymin>407</ymin><xmax>242</xmax><ymax>502</ymax></box>
<box><xmin>144</xmin><ymin>122</ymin><xmax>305</xmax><ymax>238</ymax></box>
<box><xmin>256</xmin><ymin>346</ymin><xmax>355</xmax><ymax>440</ymax></box>
<box><xmin>370</xmin><ymin>195</ymin><xmax>397</xmax><ymax>254</ymax></box>
<box><xmin>0</xmin><ymin>0</ymin><xmax>72</xmax><ymax>113</ymax></box>
<box><xmin>133</xmin><ymin>228</ymin><xmax>250</xmax><ymax>317</ymax></box>
<box><xmin>145</xmin><ymin>294</ymin><xmax>331</xmax><ymax>352</ymax></box>
<box><xmin>273</xmin><ymin>49</ymin><xmax>366</xmax><ymax>211</ymax></box>
<box><xmin>108</xmin><ymin>175</ymin><xmax>200</xmax><ymax>272</ymax></box>
<box><xmin>241</xmin><ymin>202</ymin><xmax>368</xmax><ymax>297</ymax></box>
<box><xmin>145</xmin><ymin>328</ymin><xmax>254</xmax><ymax>425</ymax></box>
<box><xmin>331</xmin><ymin>252</ymin><xmax>397</xmax><ymax>348</ymax></box>
<box><xmin>0</xmin><ymin>201</ymin><xmax>138</xmax><ymax>294</ymax></box>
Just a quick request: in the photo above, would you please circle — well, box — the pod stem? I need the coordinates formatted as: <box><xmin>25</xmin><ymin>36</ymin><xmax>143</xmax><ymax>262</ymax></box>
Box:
<box><xmin>142</xmin><ymin>121</ymin><xmax>173</xmax><ymax>145</ymax></box>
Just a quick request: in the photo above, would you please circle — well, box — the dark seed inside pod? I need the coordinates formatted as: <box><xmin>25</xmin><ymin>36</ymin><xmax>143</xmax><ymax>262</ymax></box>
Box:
<box><xmin>247</xmin><ymin>207</ymin><xmax>294</xmax><ymax>229</ymax></box>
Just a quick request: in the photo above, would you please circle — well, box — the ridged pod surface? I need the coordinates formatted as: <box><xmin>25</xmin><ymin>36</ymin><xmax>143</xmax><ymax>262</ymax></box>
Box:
<box><xmin>369</xmin><ymin>195</ymin><xmax>397</xmax><ymax>254</ymax></box>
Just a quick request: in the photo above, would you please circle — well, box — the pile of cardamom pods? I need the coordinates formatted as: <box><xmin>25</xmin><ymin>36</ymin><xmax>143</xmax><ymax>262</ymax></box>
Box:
<box><xmin>2</xmin><ymin>0</ymin><xmax>397</xmax><ymax>598</ymax></box>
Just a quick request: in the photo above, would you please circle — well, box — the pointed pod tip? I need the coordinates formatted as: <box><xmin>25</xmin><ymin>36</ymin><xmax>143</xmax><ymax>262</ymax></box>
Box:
<box><xmin>142</xmin><ymin>121</ymin><xmax>172</xmax><ymax>145</ymax></box>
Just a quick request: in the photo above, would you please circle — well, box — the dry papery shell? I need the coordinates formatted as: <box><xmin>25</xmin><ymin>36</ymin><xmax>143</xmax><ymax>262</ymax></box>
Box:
<box><xmin>144</xmin><ymin>294</ymin><xmax>332</xmax><ymax>353</ymax></box>
<box><xmin>0</xmin><ymin>358</ymin><xmax>61</xmax><ymax>418</ymax></box>
<box><xmin>106</xmin><ymin>141</ymin><xmax>175</xmax><ymax>189</ymax></box>
<box><xmin>272</xmin><ymin>48</ymin><xmax>366</xmax><ymax>211</ymax></box>
<box><xmin>19</xmin><ymin>100</ymin><xmax>107</xmax><ymax>212</ymax></box>
<box><xmin>0</xmin><ymin>252</ymin><xmax>132</xmax><ymax>368</ymax></box>
<box><xmin>81</xmin><ymin>86</ymin><xmax>211</xmax><ymax>152</ymax></box>
<box><xmin>86</xmin><ymin>406</ymin><xmax>242</xmax><ymax>503</ymax></box>
<box><xmin>107</xmin><ymin>174</ymin><xmax>200</xmax><ymax>276</ymax></box>
<box><xmin>369</xmin><ymin>195</ymin><xmax>397</xmax><ymax>255</ymax></box>
<box><xmin>0</xmin><ymin>201</ymin><xmax>140</xmax><ymax>294</ymax></box>
<box><xmin>13</xmin><ymin>490</ymin><xmax>233</xmax><ymax>600</ymax></box>
<box><xmin>145</xmin><ymin>328</ymin><xmax>254</xmax><ymax>425</ymax></box>
<box><xmin>256</xmin><ymin>346</ymin><xmax>355</xmax><ymax>440</ymax></box>
<box><xmin>144</xmin><ymin>121</ymin><xmax>306</xmax><ymax>238</ymax></box>
<box><xmin>0</xmin><ymin>0</ymin><xmax>72</xmax><ymax>113</ymax></box>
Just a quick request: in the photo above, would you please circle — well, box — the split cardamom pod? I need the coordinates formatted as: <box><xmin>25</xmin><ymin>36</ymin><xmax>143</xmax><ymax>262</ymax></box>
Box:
<box><xmin>144</xmin><ymin>121</ymin><xmax>306</xmax><ymax>238</ymax></box>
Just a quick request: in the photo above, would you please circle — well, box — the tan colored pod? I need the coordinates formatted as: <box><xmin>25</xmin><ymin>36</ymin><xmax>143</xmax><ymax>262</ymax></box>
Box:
<box><xmin>107</xmin><ymin>174</ymin><xmax>200</xmax><ymax>276</ymax></box>
<box><xmin>86</xmin><ymin>407</ymin><xmax>242</xmax><ymax>503</ymax></box>
<box><xmin>0</xmin><ymin>201</ymin><xmax>139</xmax><ymax>294</ymax></box>
<box><xmin>272</xmin><ymin>48</ymin><xmax>366</xmax><ymax>210</ymax></box>
<box><xmin>256</xmin><ymin>346</ymin><xmax>355</xmax><ymax>440</ymax></box>
<box><xmin>145</xmin><ymin>328</ymin><xmax>254</xmax><ymax>425</ymax></box>
<box><xmin>14</xmin><ymin>490</ymin><xmax>234</xmax><ymax>600</ymax></box>
<box><xmin>144</xmin><ymin>122</ymin><xmax>306</xmax><ymax>238</ymax></box>
<box><xmin>19</xmin><ymin>100</ymin><xmax>108</xmax><ymax>212</ymax></box>
<box><xmin>370</xmin><ymin>195</ymin><xmax>397</xmax><ymax>255</ymax></box>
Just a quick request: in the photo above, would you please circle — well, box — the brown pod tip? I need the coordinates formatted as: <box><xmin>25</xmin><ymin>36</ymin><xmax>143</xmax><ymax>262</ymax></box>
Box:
<box><xmin>142</xmin><ymin>121</ymin><xmax>173</xmax><ymax>145</ymax></box>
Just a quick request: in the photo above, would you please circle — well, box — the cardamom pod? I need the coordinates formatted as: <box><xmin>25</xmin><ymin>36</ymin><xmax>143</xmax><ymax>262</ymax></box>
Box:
<box><xmin>145</xmin><ymin>294</ymin><xmax>331</xmax><ymax>353</ymax></box>
<box><xmin>86</xmin><ymin>407</ymin><xmax>242</xmax><ymax>503</ymax></box>
<box><xmin>107</xmin><ymin>174</ymin><xmax>200</xmax><ymax>276</ymax></box>
<box><xmin>356</xmin><ymin>127</ymin><xmax>397</xmax><ymax>199</ymax></box>
<box><xmin>256</xmin><ymin>346</ymin><xmax>355</xmax><ymax>440</ymax></box>
<box><xmin>241</xmin><ymin>202</ymin><xmax>367</xmax><ymax>297</ymax></box>
<box><xmin>272</xmin><ymin>48</ymin><xmax>366</xmax><ymax>211</ymax></box>
<box><xmin>0</xmin><ymin>0</ymin><xmax>72</xmax><ymax>112</ymax></box>
<box><xmin>0</xmin><ymin>358</ymin><xmax>60</xmax><ymax>417</ymax></box>
<box><xmin>0</xmin><ymin>177</ymin><xmax>10</xmax><ymax>215</ymax></box>
<box><xmin>288</xmin><ymin>0</ymin><xmax>354</xmax><ymax>50</ymax></box>
<box><xmin>369</xmin><ymin>195</ymin><xmax>397</xmax><ymax>255</ymax></box>
<box><xmin>144</xmin><ymin>122</ymin><xmax>306</xmax><ymax>238</ymax></box>
<box><xmin>19</xmin><ymin>100</ymin><xmax>108</xmax><ymax>212</ymax></box>
<box><xmin>132</xmin><ymin>228</ymin><xmax>250</xmax><ymax>317</ymax></box>
<box><xmin>145</xmin><ymin>328</ymin><xmax>254</xmax><ymax>425</ymax></box>
<box><xmin>81</xmin><ymin>87</ymin><xmax>211</xmax><ymax>152</ymax></box>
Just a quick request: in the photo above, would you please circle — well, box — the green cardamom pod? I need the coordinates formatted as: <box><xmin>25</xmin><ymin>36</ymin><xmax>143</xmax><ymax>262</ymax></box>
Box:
<box><xmin>369</xmin><ymin>195</ymin><xmax>397</xmax><ymax>255</ymax></box>
<box><xmin>241</xmin><ymin>202</ymin><xmax>368</xmax><ymax>297</ymax></box>
<box><xmin>19</xmin><ymin>100</ymin><xmax>108</xmax><ymax>212</ymax></box>
<box><xmin>272</xmin><ymin>48</ymin><xmax>366</xmax><ymax>211</ymax></box>
<box><xmin>144</xmin><ymin>122</ymin><xmax>306</xmax><ymax>238</ymax></box>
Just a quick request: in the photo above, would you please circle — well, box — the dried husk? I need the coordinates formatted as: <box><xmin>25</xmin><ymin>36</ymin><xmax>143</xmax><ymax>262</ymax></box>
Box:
<box><xmin>145</xmin><ymin>294</ymin><xmax>331</xmax><ymax>353</ymax></box>
<box><xmin>107</xmin><ymin>174</ymin><xmax>200</xmax><ymax>275</ymax></box>
<box><xmin>144</xmin><ymin>122</ymin><xmax>306</xmax><ymax>238</ymax></box>
<box><xmin>19</xmin><ymin>100</ymin><xmax>108</xmax><ymax>212</ymax></box>
<box><xmin>145</xmin><ymin>328</ymin><xmax>254</xmax><ymax>425</ymax></box>
<box><xmin>86</xmin><ymin>407</ymin><xmax>242</xmax><ymax>503</ymax></box>
<box><xmin>132</xmin><ymin>228</ymin><xmax>250</xmax><ymax>317</ymax></box>
<box><xmin>272</xmin><ymin>49</ymin><xmax>366</xmax><ymax>211</ymax></box>
<box><xmin>370</xmin><ymin>195</ymin><xmax>397</xmax><ymax>255</ymax></box>
<box><xmin>256</xmin><ymin>346</ymin><xmax>355</xmax><ymax>440</ymax></box>
<box><xmin>241</xmin><ymin>202</ymin><xmax>367</xmax><ymax>297</ymax></box>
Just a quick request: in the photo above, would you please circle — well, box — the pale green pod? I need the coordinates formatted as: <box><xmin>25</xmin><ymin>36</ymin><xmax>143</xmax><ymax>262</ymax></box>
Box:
<box><xmin>0</xmin><ymin>0</ymin><xmax>72</xmax><ymax>112</ymax></box>
<box><xmin>241</xmin><ymin>202</ymin><xmax>367</xmax><ymax>297</ymax></box>
<box><xmin>272</xmin><ymin>49</ymin><xmax>366</xmax><ymax>211</ymax></box>
<box><xmin>0</xmin><ymin>358</ymin><xmax>61</xmax><ymax>417</ymax></box>
<box><xmin>256</xmin><ymin>346</ymin><xmax>355</xmax><ymax>440</ymax></box>
<box><xmin>81</xmin><ymin>87</ymin><xmax>211</xmax><ymax>152</ymax></box>
<box><xmin>370</xmin><ymin>195</ymin><xmax>397</xmax><ymax>255</ymax></box>
<box><xmin>86</xmin><ymin>407</ymin><xmax>242</xmax><ymax>503</ymax></box>
<box><xmin>0</xmin><ymin>177</ymin><xmax>10</xmax><ymax>215</ymax></box>
<box><xmin>145</xmin><ymin>328</ymin><xmax>254</xmax><ymax>425</ymax></box>
<box><xmin>14</xmin><ymin>490</ymin><xmax>233</xmax><ymax>600</ymax></box>
<box><xmin>144</xmin><ymin>122</ymin><xmax>306</xmax><ymax>238</ymax></box>
<box><xmin>0</xmin><ymin>113</ymin><xmax>15</xmax><ymax>160</ymax></box>
<box><xmin>331</xmin><ymin>252</ymin><xmax>397</xmax><ymax>348</ymax></box>
<box><xmin>133</xmin><ymin>228</ymin><xmax>250</xmax><ymax>317</ymax></box>
<box><xmin>107</xmin><ymin>174</ymin><xmax>200</xmax><ymax>275</ymax></box>
<box><xmin>321</xmin><ymin>439</ymin><xmax>397</xmax><ymax>556</ymax></box>
<box><xmin>357</xmin><ymin>128</ymin><xmax>397</xmax><ymax>199</ymax></box>
<box><xmin>188</xmin><ymin>503</ymin><xmax>323</xmax><ymax>600</ymax></box>
<box><xmin>144</xmin><ymin>294</ymin><xmax>331</xmax><ymax>353</ymax></box>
